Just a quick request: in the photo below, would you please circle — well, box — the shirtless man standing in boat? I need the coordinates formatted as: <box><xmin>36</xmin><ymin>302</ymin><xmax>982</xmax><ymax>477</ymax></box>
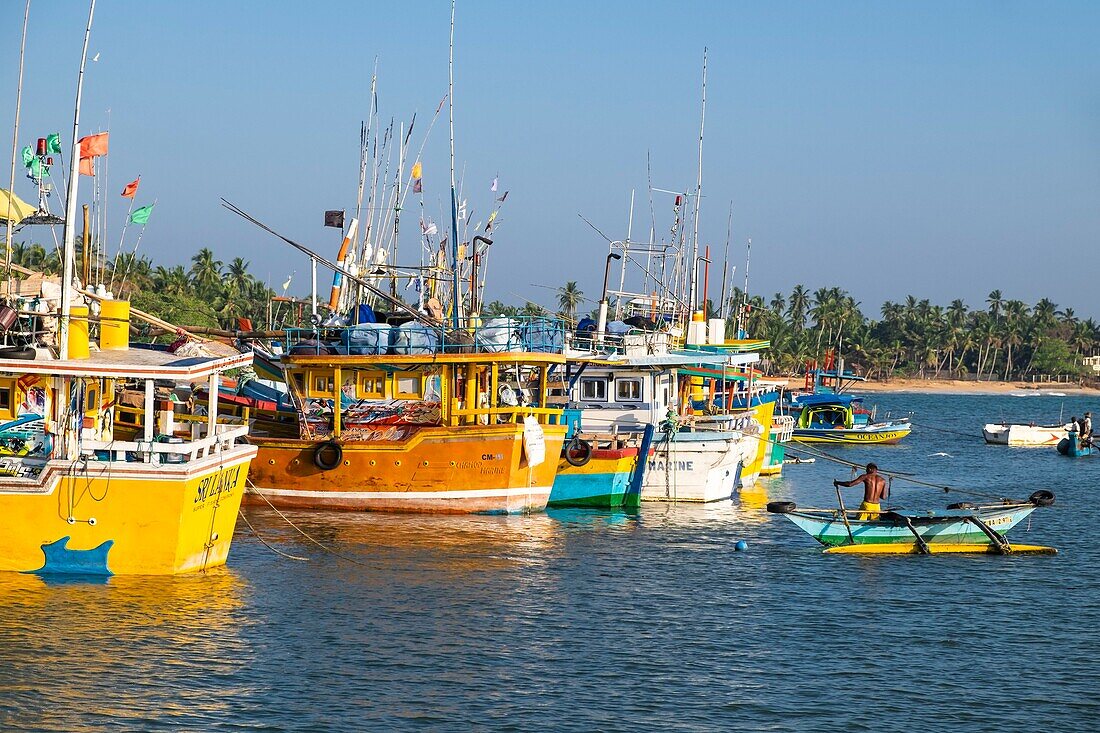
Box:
<box><xmin>833</xmin><ymin>463</ymin><xmax>887</xmax><ymax>519</ymax></box>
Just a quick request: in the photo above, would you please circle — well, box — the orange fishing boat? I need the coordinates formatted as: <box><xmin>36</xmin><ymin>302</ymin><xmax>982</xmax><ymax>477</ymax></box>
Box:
<box><xmin>245</xmin><ymin>320</ymin><xmax>568</xmax><ymax>514</ymax></box>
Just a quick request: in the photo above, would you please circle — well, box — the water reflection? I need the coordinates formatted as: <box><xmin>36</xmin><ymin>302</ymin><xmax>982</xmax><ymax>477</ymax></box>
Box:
<box><xmin>0</xmin><ymin>569</ymin><xmax>250</xmax><ymax>732</ymax></box>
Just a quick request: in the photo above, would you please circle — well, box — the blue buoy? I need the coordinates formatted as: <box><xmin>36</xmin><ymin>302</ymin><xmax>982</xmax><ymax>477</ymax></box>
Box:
<box><xmin>734</xmin><ymin>540</ymin><xmax>748</xmax><ymax>552</ymax></box>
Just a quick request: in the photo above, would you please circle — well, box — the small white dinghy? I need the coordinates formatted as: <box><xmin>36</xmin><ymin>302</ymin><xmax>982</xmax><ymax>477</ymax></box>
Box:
<box><xmin>982</xmin><ymin>422</ymin><xmax>1072</xmax><ymax>447</ymax></box>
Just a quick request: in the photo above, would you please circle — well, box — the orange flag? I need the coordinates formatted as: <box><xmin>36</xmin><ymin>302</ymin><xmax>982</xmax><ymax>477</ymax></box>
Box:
<box><xmin>120</xmin><ymin>177</ymin><xmax>139</xmax><ymax>198</ymax></box>
<box><xmin>78</xmin><ymin>157</ymin><xmax>94</xmax><ymax>176</ymax></box>
<box><xmin>78</xmin><ymin>132</ymin><xmax>109</xmax><ymax>158</ymax></box>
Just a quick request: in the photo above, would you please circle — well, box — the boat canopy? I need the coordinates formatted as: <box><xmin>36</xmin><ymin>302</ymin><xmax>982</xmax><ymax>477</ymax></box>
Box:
<box><xmin>0</xmin><ymin>188</ymin><xmax>35</xmax><ymax>224</ymax></box>
<box><xmin>792</xmin><ymin>393</ymin><xmax>861</xmax><ymax>407</ymax></box>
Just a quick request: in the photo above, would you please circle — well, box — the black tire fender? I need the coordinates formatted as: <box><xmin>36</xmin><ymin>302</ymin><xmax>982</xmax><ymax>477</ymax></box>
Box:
<box><xmin>313</xmin><ymin>440</ymin><xmax>343</xmax><ymax>471</ymax></box>
<box><xmin>766</xmin><ymin>501</ymin><xmax>797</xmax><ymax>514</ymax></box>
<box><xmin>564</xmin><ymin>437</ymin><xmax>592</xmax><ymax>467</ymax></box>
<box><xmin>1028</xmin><ymin>490</ymin><xmax>1055</xmax><ymax>507</ymax></box>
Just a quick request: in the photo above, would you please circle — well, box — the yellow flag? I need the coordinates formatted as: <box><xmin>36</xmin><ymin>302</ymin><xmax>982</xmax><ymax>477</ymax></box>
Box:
<box><xmin>411</xmin><ymin>161</ymin><xmax>422</xmax><ymax>179</ymax></box>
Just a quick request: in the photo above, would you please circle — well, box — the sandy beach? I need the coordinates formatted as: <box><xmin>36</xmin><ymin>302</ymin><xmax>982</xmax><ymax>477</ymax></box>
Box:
<box><xmin>779</xmin><ymin>377</ymin><xmax>1100</xmax><ymax>396</ymax></box>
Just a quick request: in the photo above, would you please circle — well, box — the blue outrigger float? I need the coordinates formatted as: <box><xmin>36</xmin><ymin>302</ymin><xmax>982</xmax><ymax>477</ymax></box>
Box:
<box><xmin>767</xmin><ymin>490</ymin><xmax>1056</xmax><ymax>555</ymax></box>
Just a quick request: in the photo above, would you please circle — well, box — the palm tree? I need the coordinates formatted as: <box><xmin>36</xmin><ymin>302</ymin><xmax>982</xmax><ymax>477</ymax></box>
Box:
<box><xmin>557</xmin><ymin>281</ymin><xmax>584</xmax><ymax>321</ymax></box>
<box><xmin>226</xmin><ymin>257</ymin><xmax>253</xmax><ymax>296</ymax></box>
<box><xmin>770</xmin><ymin>292</ymin><xmax>785</xmax><ymax>315</ymax></box>
<box><xmin>787</xmin><ymin>285</ymin><xmax>809</xmax><ymax>332</ymax></box>
<box><xmin>189</xmin><ymin>248</ymin><xmax>223</xmax><ymax>298</ymax></box>
<box><xmin>986</xmin><ymin>290</ymin><xmax>1004</xmax><ymax>321</ymax></box>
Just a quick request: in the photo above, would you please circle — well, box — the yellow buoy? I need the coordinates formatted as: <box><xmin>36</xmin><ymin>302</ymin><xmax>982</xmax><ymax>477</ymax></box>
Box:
<box><xmin>67</xmin><ymin>304</ymin><xmax>90</xmax><ymax>359</ymax></box>
<box><xmin>99</xmin><ymin>299</ymin><xmax>130</xmax><ymax>350</ymax></box>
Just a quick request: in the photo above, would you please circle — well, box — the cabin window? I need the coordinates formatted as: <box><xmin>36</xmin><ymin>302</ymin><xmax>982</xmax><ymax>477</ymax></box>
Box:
<box><xmin>616</xmin><ymin>378</ymin><xmax>642</xmax><ymax>401</ymax></box>
<box><xmin>86</xmin><ymin>386</ymin><xmax>98</xmax><ymax>412</ymax></box>
<box><xmin>357</xmin><ymin>371</ymin><xmax>386</xmax><ymax>399</ymax></box>
<box><xmin>0</xmin><ymin>381</ymin><xmax>11</xmax><ymax>418</ymax></box>
<box><xmin>580</xmin><ymin>378</ymin><xmax>606</xmax><ymax>401</ymax></box>
<box><xmin>395</xmin><ymin>372</ymin><xmax>422</xmax><ymax>399</ymax></box>
<box><xmin>306</xmin><ymin>370</ymin><xmax>336</xmax><ymax>398</ymax></box>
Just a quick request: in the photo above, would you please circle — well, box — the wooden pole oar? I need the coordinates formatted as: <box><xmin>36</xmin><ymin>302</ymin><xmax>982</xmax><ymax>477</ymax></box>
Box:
<box><xmin>834</xmin><ymin>483</ymin><xmax>856</xmax><ymax>545</ymax></box>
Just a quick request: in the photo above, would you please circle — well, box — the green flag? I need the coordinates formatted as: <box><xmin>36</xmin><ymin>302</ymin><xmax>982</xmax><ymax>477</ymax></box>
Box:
<box><xmin>20</xmin><ymin>146</ymin><xmax>33</xmax><ymax>168</ymax></box>
<box><xmin>28</xmin><ymin>158</ymin><xmax>48</xmax><ymax>179</ymax></box>
<box><xmin>46</xmin><ymin>133</ymin><xmax>62</xmax><ymax>154</ymax></box>
<box><xmin>130</xmin><ymin>204</ymin><xmax>154</xmax><ymax>225</ymax></box>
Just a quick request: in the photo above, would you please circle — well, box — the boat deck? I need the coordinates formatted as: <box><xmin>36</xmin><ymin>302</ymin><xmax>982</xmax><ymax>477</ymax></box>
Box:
<box><xmin>0</xmin><ymin>346</ymin><xmax>252</xmax><ymax>379</ymax></box>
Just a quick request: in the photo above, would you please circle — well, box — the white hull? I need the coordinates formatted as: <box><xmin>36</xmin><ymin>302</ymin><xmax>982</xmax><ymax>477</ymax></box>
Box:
<box><xmin>641</xmin><ymin>433</ymin><xmax>747</xmax><ymax>503</ymax></box>
<box><xmin>983</xmin><ymin>423</ymin><xmax>1070</xmax><ymax>447</ymax></box>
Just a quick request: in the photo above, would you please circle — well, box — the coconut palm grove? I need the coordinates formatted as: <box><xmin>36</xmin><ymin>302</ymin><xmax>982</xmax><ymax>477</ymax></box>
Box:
<box><xmin>484</xmin><ymin>283</ymin><xmax>1099</xmax><ymax>381</ymax></box>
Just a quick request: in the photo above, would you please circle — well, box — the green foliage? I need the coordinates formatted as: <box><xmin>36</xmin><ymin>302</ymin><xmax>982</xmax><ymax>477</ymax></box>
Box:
<box><xmin>132</xmin><ymin>290</ymin><xmax>220</xmax><ymax>331</ymax></box>
<box><xmin>9</xmin><ymin>240</ymin><xmax>277</xmax><ymax>332</ymax></box>
<box><xmin>506</xmin><ymin>283</ymin><xmax>1100</xmax><ymax>381</ymax></box>
<box><xmin>1028</xmin><ymin>339</ymin><xmax>1082</xmax><ymax>376</ymax></box>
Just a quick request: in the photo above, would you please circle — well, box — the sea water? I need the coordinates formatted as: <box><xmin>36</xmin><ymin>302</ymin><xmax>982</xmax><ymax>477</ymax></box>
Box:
<box><xmin>0</xmin><ymin>392</ymin><xmax>1097</xmax><ymax>731</ymax></box>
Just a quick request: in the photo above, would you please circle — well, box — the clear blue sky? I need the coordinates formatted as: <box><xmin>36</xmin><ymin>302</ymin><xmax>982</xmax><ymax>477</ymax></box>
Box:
<box><xmin>4</xmin><ymin>1</ymin><xmax>1099</xmax><ymax>318</ymax></box>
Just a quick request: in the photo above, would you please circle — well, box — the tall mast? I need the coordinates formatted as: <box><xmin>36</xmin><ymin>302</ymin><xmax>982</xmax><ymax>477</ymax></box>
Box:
<box><xmin>615</xmin><ymin>188</ymin><xmax>634</xmax><ymax>319</ymax></box>
<box><xmin>688</xmin><ymin>47</ymin><xmax>707</xmax><ymax>315</ymax></box>
<box><xmin>719</xmin><ymin>200</ymin><xmax>732</xmax><ymax>319</ymax></box>
<box><xmin>737</xmin><ymin>236</ymin><xmax>752</xmax><ymax>337</ymax></box>
<box><xmin>447</xmin><ymin>0</ymin><xmax>460</xmax><ymax>329</ymax></box>
<box><xmin>59</xmin><ymin>0</ymin><xmax>96</xmax><ymax>360</ymax></box>
<box><xmin>4</xmin><ymin>0</ymin><xmax>30</xmax><ymax>287</ymax></box>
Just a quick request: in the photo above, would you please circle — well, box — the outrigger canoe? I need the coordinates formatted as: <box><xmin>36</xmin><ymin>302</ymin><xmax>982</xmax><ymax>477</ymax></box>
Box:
<box><xmin>766</xmin><ymin>490</ymin><xmax>1056</xmax><ymax>555</ymax></box>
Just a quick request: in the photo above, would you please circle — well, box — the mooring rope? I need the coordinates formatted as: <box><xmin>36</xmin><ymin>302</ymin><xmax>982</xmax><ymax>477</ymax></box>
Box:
<box><xmin>908</xmin><ymin>421</ymin><xmax>980</xmax><ymax>439</ymax></box>
<box><xmin>783</xmin><ymin>438</ymin><xmax>1012</xmax><ymax>501</ymax></box>
<box><xmin>245</xmin><ymin>478</ymin><xmax>370</xmax><ymax>567</ymax></box>
<box><xmin>238</xmin><ymin>509</ymin><xmax>309</xmax><ymax>562</ymax></box>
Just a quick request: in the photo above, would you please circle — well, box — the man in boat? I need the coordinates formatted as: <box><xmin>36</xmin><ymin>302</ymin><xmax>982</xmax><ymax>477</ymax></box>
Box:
<box><xmin>833</xmin><ymin>463</ymin><xmax>887</xmax><ymax>520</ymax></box>
<box><xmin>1081</xmin><ymin>412</ymin><xmax>1093</xmax><ymax>447</ymax></box>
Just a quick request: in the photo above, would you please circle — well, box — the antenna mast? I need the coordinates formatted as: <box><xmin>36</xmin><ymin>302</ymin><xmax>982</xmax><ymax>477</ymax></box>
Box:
<box><xmin>447</xmin><ymin>0</ymin><xmax>460</xmax><ymax>329</ymax></box>
<box><xmin>688</xmin><ymin>47</ymin><xmax>707</xmax><ymax>315</ymax></box>
<box><xmin>59</xmin><ymin>0</ymin><xmax>96</xmax><ymax>360</ymax></box>
<box><xmin>5</xmin><ymin>0</ymin><xmax>30</xmax><ymax>289</ymax></box>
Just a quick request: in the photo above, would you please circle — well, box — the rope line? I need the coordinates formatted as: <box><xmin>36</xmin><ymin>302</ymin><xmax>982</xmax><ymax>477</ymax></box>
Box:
<box><xmin>908</xmin><ymin>421</ymin><xmax>979</xmax><ymax>439</ymax></box>
<box><xmin>245</xmin><ymin>478</ymin><xmax>370</xmax><ymax>567</ymax></box>
<box><xmin>238</xmin><ymin>509</ymin><xmax>309</xmax><ymax>562</ymax></box>
<box><xmin>784</xmin><ymin>439</ymin><xmax>1011</xmax><ymax>501</ymax></box>
<box><xmin>706</xmin><ymin>412</ymin><xmax>1012</xmax><ymax>501</ymax></box>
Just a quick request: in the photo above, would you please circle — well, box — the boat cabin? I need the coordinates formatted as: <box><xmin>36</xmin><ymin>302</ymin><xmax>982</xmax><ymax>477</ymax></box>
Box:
<box><xmin>794</xmin><ymin>394</ymin><xmax>859</xmax><ymax>430</ymax></box>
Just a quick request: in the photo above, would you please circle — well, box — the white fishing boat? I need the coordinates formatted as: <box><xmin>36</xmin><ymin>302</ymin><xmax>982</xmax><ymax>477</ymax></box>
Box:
<box><xmin>563</xmin><ymin>343</ymin><xmax>760</xmax><ymax>503</ymax></box>
<box><xmin>982</xmin><ymin>422</ymin><xmax>1072</xmax><ymax>447</ymax></box>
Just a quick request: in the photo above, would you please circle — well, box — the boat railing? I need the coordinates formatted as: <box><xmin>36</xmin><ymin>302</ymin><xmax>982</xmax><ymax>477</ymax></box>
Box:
<box><xmin>83</xmin><ymin>423</ymin><xmax>250</xmax><ymax>464</ymax></box>
<box><xmin>284</xmin><ymin>316</ymin><xmax>566</xmax><ymax>357</ymax></box>
<box><xmin>770</xmin><ymin>414</ymin><xmax>795</xmax><ymax>441</ymax></box>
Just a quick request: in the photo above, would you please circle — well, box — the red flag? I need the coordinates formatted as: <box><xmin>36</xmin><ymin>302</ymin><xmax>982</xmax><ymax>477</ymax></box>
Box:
<box><xmin>78</xmin><ymin>157</ymin><xmax>94</xmax><ymax>176</ymax></box>
<box><xmin>120</xmin><ymin>177</ymin><xmax>139</xmax><ymax>198</ymax></box>
<box><xmin>78</xmin><ymin>132</ymin><xmax>109</xmax><ymax>158</ymax></box>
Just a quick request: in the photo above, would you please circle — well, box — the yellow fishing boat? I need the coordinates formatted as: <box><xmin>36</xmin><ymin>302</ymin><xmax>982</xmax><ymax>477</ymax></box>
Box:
<box><xmin>246</xmin><ymin>320</ymin><xmax>568</xmax><ymax>514</ymax></box>
<box><xmin>0</xmin><ymin>336</ymin><xmax>256</xmax><ymax>575</ymax></box>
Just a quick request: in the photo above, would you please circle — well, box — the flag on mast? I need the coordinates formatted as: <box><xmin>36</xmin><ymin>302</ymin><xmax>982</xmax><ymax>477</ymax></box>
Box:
<box><xmin>120</xmin><ymin>177</ymin><xmax>140</xmax><ymax>198</ymax></box>
<box><xmin>78</xmin><ymin>132</ymin><xmax>108</xmax><ymax>158</ymax></box>
<box><xmin>129</xmin><ymin>204</ymin><xmax>154</xmax><ymax>225</ymax></box>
